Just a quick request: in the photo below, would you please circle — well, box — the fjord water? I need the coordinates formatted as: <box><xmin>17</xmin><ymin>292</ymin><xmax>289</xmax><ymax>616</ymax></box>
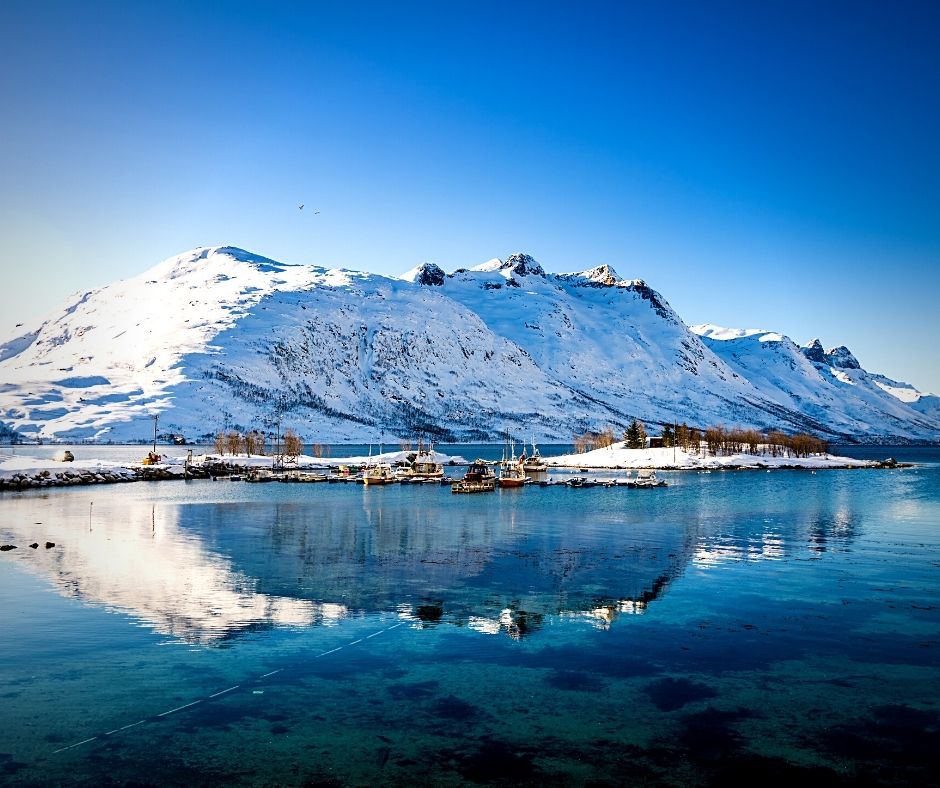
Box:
<box><xmin>1</xmin><ymin>455</ymin><xmax>938</xmax><ymax>785</ymax></box>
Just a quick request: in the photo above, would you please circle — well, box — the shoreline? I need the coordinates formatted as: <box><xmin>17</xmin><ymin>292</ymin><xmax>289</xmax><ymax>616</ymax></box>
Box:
<box><xmin>0</xmin><ymin>455</ymin><xmax>911</xmax><ymax>492</ymax></box>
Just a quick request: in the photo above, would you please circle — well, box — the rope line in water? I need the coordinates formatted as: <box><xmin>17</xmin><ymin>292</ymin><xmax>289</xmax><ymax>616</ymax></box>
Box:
<box><xmin>50</xmin><ymin>621</ymin><xmax>405</xmax><ymax>756</ymax></box>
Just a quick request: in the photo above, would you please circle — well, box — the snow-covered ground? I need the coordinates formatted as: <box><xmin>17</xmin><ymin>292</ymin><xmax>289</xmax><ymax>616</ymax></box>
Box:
<box><xmin>0</xmin><ymin>453</ymin><xmax>136</xmax><ymax>480</ymax></box>
<box><xmin>186</xmin><ymin>448</ymin><xmax>467</xmax><ymax>467</ymax></box>
<box><xmin>0</xmin><ymin>449</ymin><xmax>469</xmax><ymax>480</ymax></box>
<box><xmin>542</xmin><ymin>442</ymin><xmax>875</xmax><ymax>470</ymax></box>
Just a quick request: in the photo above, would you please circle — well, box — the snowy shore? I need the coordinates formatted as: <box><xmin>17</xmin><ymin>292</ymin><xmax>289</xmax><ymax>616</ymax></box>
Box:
<box><xmin>0</xmin><ymin>449</ymin><xmax>469</xmax><ymax>490</ymax></box>
<box><xmin>0</xmin><ymin>443</ymin><xmax>902</xmax><ymax>491</ymax></box>
<box><xmin>541</xmin><ymin>442</ymin><xmax>878</xmax><ymax>470</ymax></box>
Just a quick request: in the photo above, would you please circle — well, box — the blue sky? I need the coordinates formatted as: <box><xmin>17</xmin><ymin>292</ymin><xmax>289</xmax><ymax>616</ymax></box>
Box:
<box><xmin>2</xmin><ymin>1</ymin><xmax>938</xmax><ymax>392</ymax></box>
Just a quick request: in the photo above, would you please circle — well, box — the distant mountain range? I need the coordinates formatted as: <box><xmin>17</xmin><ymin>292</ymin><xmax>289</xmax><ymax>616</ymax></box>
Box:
<box><xmin>1</xmin><ymin>246</ymin><xmax>937</xmax><ymax>443</ymax></box>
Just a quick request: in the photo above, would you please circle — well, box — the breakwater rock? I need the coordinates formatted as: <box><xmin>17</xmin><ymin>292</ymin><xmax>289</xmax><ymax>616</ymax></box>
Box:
<box><xmin>0</xmin><ymin>462</ymin><xmax>255</xmax><ymax>491</ymax></box>
<box><xmin>0</xmin><ymin>467</ymin><xmax>138</xmax><ymax>491</ymax></box>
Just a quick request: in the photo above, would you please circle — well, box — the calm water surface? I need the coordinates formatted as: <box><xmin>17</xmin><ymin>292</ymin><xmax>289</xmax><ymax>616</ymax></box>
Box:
<box><xmin>0</xmin><ymin>449</ymin><xmax>938</xmax><ymax>786</ymax></box>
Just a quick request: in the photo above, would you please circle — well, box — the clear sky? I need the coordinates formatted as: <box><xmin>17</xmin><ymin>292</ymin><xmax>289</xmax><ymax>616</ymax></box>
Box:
<box><xmin>2</xmin><ymin>1</ymin><xmax>938</xmax><ymax>392</ymax></box>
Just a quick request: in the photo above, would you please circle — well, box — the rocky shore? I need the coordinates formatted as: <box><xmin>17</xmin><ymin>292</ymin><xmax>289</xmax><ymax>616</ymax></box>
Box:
<box><xmin>0</xmin><ymin>460</ymin><xmax>324</xmax><ymax>491</ymax></box>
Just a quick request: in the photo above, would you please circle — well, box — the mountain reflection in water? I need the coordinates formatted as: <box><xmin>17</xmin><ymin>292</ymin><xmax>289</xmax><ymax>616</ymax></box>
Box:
<box><xmin>0</xmin><ymin>478</ymin><xmax>860</xmax><ymax>644</ymax></box>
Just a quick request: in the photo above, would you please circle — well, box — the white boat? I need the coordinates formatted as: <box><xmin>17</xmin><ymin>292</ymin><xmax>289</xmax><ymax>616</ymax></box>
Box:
<box><xmin>627</xmin><ymin>469</ymin><xmax>667</xmax><ymax>488</ymax></box>
<box><xmin>397</xmin><ymin>448</ymin><xmax>445</xmax><ymax>480</ymax></box>
<box><xmin>521</xmin><ymin>439</ymin><xmax>548</xmax><ymax>472</ymax></box>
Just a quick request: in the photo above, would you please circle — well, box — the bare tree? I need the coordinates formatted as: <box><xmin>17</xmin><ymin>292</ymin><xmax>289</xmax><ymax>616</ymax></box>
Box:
<box><xmin>226</xmin><ymin>430</ymin><xmax>242</xmax><ymax>456</ymax></box>
<box><xmin>214</xmin><ymin>431</ymin><xmax>226</xmax><ymax>456</ymax></box>
<box><xmin>283</xmin><ymin>428</ymin><xmax>302</xmax><ymax>459</ymax></box>
<box><xmin>676</xmin><ymin>423</ymin><xmax>690</xmax><ymax>451</ymax></box>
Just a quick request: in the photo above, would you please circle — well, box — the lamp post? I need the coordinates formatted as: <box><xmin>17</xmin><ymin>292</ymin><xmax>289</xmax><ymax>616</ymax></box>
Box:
<box><xmin>152</xmin><ymin>413</ymin><xmax>159</xmax><ymax>454</ymax></box>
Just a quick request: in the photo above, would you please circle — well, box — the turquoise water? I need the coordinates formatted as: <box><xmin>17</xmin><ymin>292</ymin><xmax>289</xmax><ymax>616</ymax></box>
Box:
<box><xmin>1</xmin><ymin>451</ymin><xmax>938</xmax><ymax>785</ymax></box>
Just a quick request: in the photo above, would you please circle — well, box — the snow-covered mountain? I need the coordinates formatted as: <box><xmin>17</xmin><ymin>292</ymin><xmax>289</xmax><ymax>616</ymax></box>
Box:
<box><xmin>1</xmin><ymin>246</ymin><xmax>937</xmax><ymax>443</ymax></box>
<box><xmin>690</xmin><ymin>325</ymin><xmax>940</xmax><ymax>441</ymax></box>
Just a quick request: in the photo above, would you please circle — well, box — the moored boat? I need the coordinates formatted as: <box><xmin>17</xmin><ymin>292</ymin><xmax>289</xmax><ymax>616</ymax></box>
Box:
<box><xmin>245</xmin><ymin>470</ymin><xmax>277</xmax><ymax>483</ymax></box>
<box><xmin>451</xmin><ymin>460</ymin><xmax>496</xmax><ymax>494</ymax></box>
<box><xmin>498</xmin><ymin>455</ymin><xmax>528</xmax><ymax>488</ymax></box>
<box><xmin>281</xmin><ymin>471</ymin><xmax>329</xmax><ymax>483</ymax></box>
<box><xmin>396</xmin><ymin>449</ymin><xmax>445</xmax><ymax>481</ymax></box>
<box><xmin>521</xmin><ymin>440</ymin><xmax>548</xmax><ymax>472</ymax></box>
<box><xmin>362</xmin><ymin>463</ymin><xmax>397</xmax><ymax>485</ymax></box>
<box><xmin>627</xmin><ymin>469</ymin><xmax>667</xmax><ymax>488</ymax></box>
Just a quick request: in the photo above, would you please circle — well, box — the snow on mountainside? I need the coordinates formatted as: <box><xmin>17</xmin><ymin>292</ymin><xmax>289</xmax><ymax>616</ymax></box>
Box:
<box><xmin>1</xmin><ymin>247</ymin><xmax>938</xmax><ymax>443</ymax></box>
<box><xmin>691</xmin><ymin>326</ymin><xmax>939</xmax><ymax>441</ymax></box>
<box><xmin>0</xmin><ymin>248</ymin><xmax>604</xmax><ymax>441</ymax></box>
<box><xmin>415</xmin><ymin>255</ymin><xmax>791</xmax><ymax>432</ymax></box>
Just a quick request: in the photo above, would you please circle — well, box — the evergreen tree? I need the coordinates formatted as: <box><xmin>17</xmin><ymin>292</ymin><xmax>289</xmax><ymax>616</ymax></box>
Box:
<box><xmin>661</xmin><ymin>424</ymin><xmax>674</xmax><ymax>448</ymax></box>
<box><xmin>625</xmin><ymin>419</ymin><xmax>644</xmax><ymax>449</ymax></box>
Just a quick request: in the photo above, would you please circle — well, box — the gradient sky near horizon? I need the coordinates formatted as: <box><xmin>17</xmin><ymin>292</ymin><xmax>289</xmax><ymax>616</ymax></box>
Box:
<box><xmin>2</xmin><ymin>1</ymin><xmax>938</xmax><ymax>392</ymax></box>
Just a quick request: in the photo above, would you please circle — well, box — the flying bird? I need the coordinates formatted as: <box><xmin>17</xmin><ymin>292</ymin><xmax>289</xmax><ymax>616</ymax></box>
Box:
<box><xmin>298</xmin><ymin>204</ymin><xmax>304</xmax><ymax>210</ymax></box>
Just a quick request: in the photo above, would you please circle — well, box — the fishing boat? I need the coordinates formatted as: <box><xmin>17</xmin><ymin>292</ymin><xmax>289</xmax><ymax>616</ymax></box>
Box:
<box><xmin>396</xmin><ymin>448</ymin><xmax>445</xmax><ymax>481</ymax></box>
<box><xmin>522</xmin><ymin>439</ymin><xmax>548</xmax><ymax>472</ymax></box>
<box><xmin>362</xmin><ymin>463</ymin><xmax>397</xmax><ymax>485</ymax></box>
<box><xmin>451</xmin><ymin>460</ymin><xmax>496</xmax><ymax>494</ymax></box>
<box><xmin>498</xmin><ymin>447</ymin><xmax>528</xmax><ymax>488</ymax></box>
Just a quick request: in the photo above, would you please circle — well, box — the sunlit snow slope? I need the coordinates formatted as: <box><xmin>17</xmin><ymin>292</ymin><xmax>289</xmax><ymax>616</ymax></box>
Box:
<box><xmin>1</xmin><ymin>247</ymin><xmax>937</xmax><ymax>442</ymax></box>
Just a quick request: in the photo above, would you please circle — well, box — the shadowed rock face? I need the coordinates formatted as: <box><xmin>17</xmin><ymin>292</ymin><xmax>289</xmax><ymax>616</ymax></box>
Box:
<box><xmin>802</xmin><ymin>339</ymin><xmax>861</xmax><ymax>370</ymax></box>
<box><xmin>801</xmin><ymin>338</ymin><xmax>828</xmax><ymax>364</ymax></box>
<box><xmin>502</xmin><ymin>252</ymin><xmax>545</xmax><ymax>277</ymax></box>
<box><xmin>412</xmin><ymin>263</ymin><xmax>445</xmax><ymax>287</ymax></box>
<box><xmin>826</xmin><ymin>345</ymin><xmax>861</xmax><ymax>369</ymax></box>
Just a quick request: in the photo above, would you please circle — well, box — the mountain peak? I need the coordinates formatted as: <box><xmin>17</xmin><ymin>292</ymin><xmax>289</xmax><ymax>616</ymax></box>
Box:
<box><xmin>801</xmin><ymin>338</ymin><xmax>828</xmax><ymax>364</ymax></box>
<box><xmin>827</xmin><ymin>345</ymin><xmax>861</xmax><ymax>370</ymax></box>
<box><xmin>503</xmin><ymin>253</ymin><xmax>545</xmax><ymax>277</ymax></box>
<box><xmin>800</xmin><ymin>339</ymin><xmax>860</xmax><ymax>369</ymax></box>
<box><xmin>579</xmin><ymin>264</ymin><xmax>621</xmax><ymax>285</ymax></box>
<box><xmin>151</xmin><ymin>246</ymin><xmax>289</xmax><ymax>280</ymax></box>
<box><xmin>401</xmin><ymin>262</ymin><xmax>446</xmax><ymax>286</ymax></box>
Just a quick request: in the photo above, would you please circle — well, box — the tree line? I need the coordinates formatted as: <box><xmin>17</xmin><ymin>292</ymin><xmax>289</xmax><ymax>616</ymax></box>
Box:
<box><xmin>573</xmin><ymin>420</ymin><xmax>830</xmax><ymax>458</ymax></box>
<box><xmin>212</xmin><ymin>428</ymin><xmax>329</xmax><ymax>459</ymax></box>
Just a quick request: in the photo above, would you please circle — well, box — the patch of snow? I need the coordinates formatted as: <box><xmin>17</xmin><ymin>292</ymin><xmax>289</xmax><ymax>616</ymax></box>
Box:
<box><xmin>542</xmin><ymin>442</ymin><xmax>873</xmax><ymax>470</ymax></box>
